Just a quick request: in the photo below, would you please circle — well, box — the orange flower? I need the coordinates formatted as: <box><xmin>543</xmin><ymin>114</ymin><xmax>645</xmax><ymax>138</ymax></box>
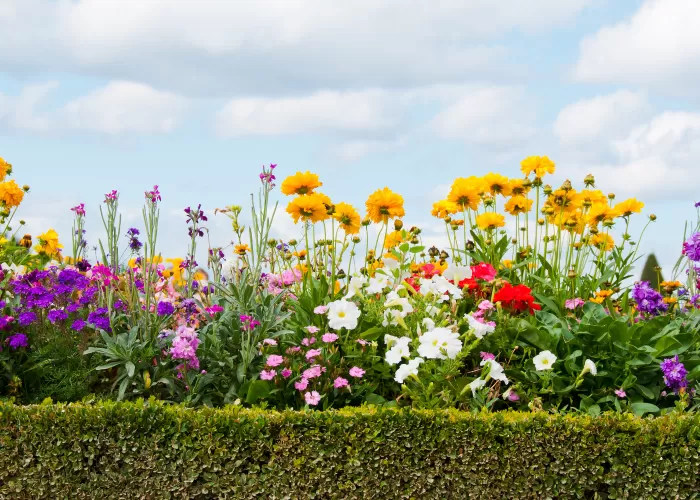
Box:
<box><xmin>483</xmin><ymin>173</ymin><xmax>512</xmax><ymax>196</ymax></box>
<box><xmin>431</xmin><ymin>199</ymin><xmax>459</xmax><ymax>219</ymax></box>
<box><xmin>365</xmin><ymin>187</ymin><xmax>405</xmax><ymax>224</ymax></box>
<box><xmin>286</xmin><ymin>193</ymin><xmax>329</xmax><ymax>223</ymax></box>
<box><xmin>520</xmin><ymin>155</ymin><xmax>555</xmax><ymax>178</ymax></box>
<box><xmin>475</xmin><ymin>213</ymin><xmax>505</xmax><ymax>230</ymax></box>
<box><xmin>586</xmin><ymin>203</ymin><xmax>619</xmax><ymax>228</ymax></box>
<box><xmin>280</xmin><ymin>171</ymin><xmax>323</xmax><ymax>196</ymax></box>
<box><xmin>614</xmin><ymin>198</ymin><xmax>644</xmax><ymax>217</ymax></box>
<box><xmin>447</xmin><ymin>179</ymin><xmax>480</xmax><ymax>211</ymax></box>
<box><xmin>234</xmin><ymin>244</ymin><xmax>251</xmax><ymax>255</ymax></box>
<box><xmin>0</xmin><ymin>180</ymin><xmax>25</xmax><ymax>208</ymax></box>
<box><xmin>333</xmin><ymin>202</ymin><xmax>361</xmax><ymax>235</ymax></box>
<box><xmin>384</xmin><ymin>230</ymin><xmax>407</xmax><ymax>249</ymax></box>
<box><xmin>0</xmin><ymin>157</ymin><xmax>11</xmax><ymax>182</ymax></box>
<box><xmin>503</xmin><ymin>195</ymin><xmax>533</xmax><ymax>216</ymax></box>
<box><xmin>589</xmin><ymin>233</ymin><xmax>615</xmax><ymax>252</ymax></box>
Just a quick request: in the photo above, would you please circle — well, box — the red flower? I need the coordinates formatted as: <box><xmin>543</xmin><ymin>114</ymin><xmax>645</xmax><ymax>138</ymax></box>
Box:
<box><xmin>493</xmin><ymin>283</ymin><xmax>541</xmax><ymax>315</ymax></box>
<box><xmin>421</xmin><ymin>263</ymin><xmax>441</xmax><ymax>279</ymax></box>
<box><xmin>471</xmin><ymin>262</ymin><xmax>497</xmax><ymax>282</ymax></box>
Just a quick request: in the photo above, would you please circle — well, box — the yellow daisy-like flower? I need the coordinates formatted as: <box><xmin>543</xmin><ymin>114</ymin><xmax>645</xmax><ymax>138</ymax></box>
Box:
<box><xmin>431</xmin><ymin>199</ymin><xmax>459</xmax><ymax>219</ymax></box>
<box><xmin>365</xmin><ymin>187</ymin><xmax>405</xmax><ymax>224</ymax></box>
<box><xmin>546</xmin><ymin>188</ymin><xmax>578</xmax><ymax>213</ymax></box>
<box><xmin>0</xmin><ymin>180</ymin><xmax>25</xmax><ymax>208</ymax></box>
<box><xmin>614</xmin><ymin>198</ymin><xmax>644</xmax><ymax>217</ymax></box>
<box><xmin>520</xmin><ymin>155</ymin><xmax>556</xmax><ymax>178</ymax></box>
<box><xmin>586</xmin><ymin>203</ymin><xmax>619</xmax><ymax>228</ymax></box>
<box><xmin>571</xmin><ymin>190</ymin><xmax>607</xmax><ymax>209</ymax></box>
<box><xmin>590</xmin><ymin>233</ymin><xmax>615</xmax><ymax>252</ymax></box>
<box><xmin>509</xmin><ymin>178</ymin><xmax>531</xmax><ymax>196</ymax></box>
<box><xmin>447</xmin><ymin>179</ymin><xmax>480</xmax><ymax>211</ymax></box>
<box><xmin>589</xmin><ymin>296</ymin><xmax>605</xmax><ymax>304</ymax></box>
<box><xmin>433</xmin><ymin>259</ymin><xmax>448</xmax><ymax>274</ymax></box>
<box><xmin>333</xmin><ymin>202</ymin><xmax>361</xmax><ymax>235</ymax></box>
<box><xmin>596</xmin><ymin>289</ymin><xmax>614</xmax><ymax>299</ymax></box>
<box><xmin>293</xmin><ymin>249</ymin><xmax>307</xmax><ymax>260</ymax></box>
<box><xmin>234</xmin><ymin>244</ymin><xmax>251</xmax><ymax>256</ymax></box>
<box><xmin>549</xmin><ymin>209</ymin><xmax>585</xmax><ymax>234</ymax></box>
<box><xmin>286</xmin><ymin>193</ymin><xmax>329</xmax><ymax>224</ymax></box>
<box><xmin>483</xmin><ymin>173</ymin><xmax>512</xmax><ymax>196</ymax></box>
<box><xmin>384</xmin><ymin>230</ymin><xmax>408</xmax><ymax>249</ymax></box>
<box><xmin>35</xmin><ymin>229</ymin><xmax>63</xmax><ymax>257</ymax></box>
<box><xmin>503</xmin><ymin>195</ymin><xmax>533</xmax><ymax>216</ymax></box>
<box><xmin>475</xmin><ymin>212</ymin><xmax>506</xmax><ymax>231</ymax></box>
<box><xmin>0</xmin><ymin>157</ymin><xmax>11</xmax><ymax>182</ymax></box>
<box><xmin>502</xmin><ymin>259</ymin><xmax>513</xmax><ymax>269</ymax></box>
<box><xmin>280</xmin><ymin>171</ymin><xmax>323</xmax><ymax>196</ymax></box>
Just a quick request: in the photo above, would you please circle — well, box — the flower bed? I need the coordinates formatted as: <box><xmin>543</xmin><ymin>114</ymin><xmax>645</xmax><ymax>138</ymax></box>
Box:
<box><xmin>0</xmin><ymin>401</ymin><xmax>698</xmax><ymax>499</ymax></box>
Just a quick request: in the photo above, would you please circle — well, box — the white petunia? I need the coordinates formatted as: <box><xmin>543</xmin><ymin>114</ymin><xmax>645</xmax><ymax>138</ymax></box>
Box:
<box><xmin>394</xmin><ymin>357</ymin><xmax>424</xmax><ymax>383</ymax></box>
<box><xmin>382</xmin><ymin>309</ymin><xmax>403</xmax><ymax>327</ymax></box>
<box><xmin>582</xmin><ymin>359</ymin><xmax>597</xmax><ymax>376</ymax></box>
<box><xmin>327</xmin><ymin>299</ymin><xmax>361</xmax><ymax>330</ymax></box>
<box><xmin>425</xmin><ymin>305</ymin><xmax>442</xmax><ymax>317</ymax></box>
<box><xmin>533</xmin><ymin>350</ymin><xmax>557</xmax><ymax>371</ymax></box>
<box><xmin>382</xmin><ymin>257</ymin><xmax>400</xmax><ymax>271</ymax></box>
<box><xmin>421</xmin><ymin>317</ymin><xmax>436</xmax><ymax>332</ymax></box>
<box><xmin>465</xmin><ymin>313</ymin><xmax>496</xmax><ymax>339</ymax></box>
<box><xmin>345</xmin><ymin>275</ymin><xmax>368</xmax><ymax>299</ymax></box>
<box><xmin>417</xmin><ymin>327</ymin><xmax>462</xmax><ymax>360</ymax></box>
<box><xmin>384</xmin><ymin>335</ymin><xmax>412</xmax><ymax>365</ymax></box>
<box><xmin>469</xmin><ymin>378</ymin><xmax>487</xmax><ymax>396</ymax></box>
<box><xmin>383</xmin><ymin>291</ymin><xmax>414</xmax><ymax>316</ymax></box>
<box><xmin>366</xmin><ymin>275</ymin><xmax>391</xmax><ymax>294</ymax></box>
<box><xmin>480</xmin><ymin>359</ymin><xmax>509</xmax><ymax>384</ymax></box>
<box><xmin>420</xmin><ymin>275</ymin><xmax>462</xmax><ymax>303</ymax></box>
<box><xmin>443</xmin><ymin>264</ymin><xmax>472</xmax><ymax>283</ymax></box>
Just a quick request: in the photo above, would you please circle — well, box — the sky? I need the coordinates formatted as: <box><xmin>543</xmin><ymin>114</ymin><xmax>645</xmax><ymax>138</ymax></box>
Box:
<box><xmin>1</xmin><ymin>0</ymin><xmax>699</xmax><ymax>277</ymax></box>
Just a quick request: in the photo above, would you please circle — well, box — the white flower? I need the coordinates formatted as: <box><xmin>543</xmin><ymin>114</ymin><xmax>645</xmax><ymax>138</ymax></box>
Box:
<box><xmin>469</xmin><ymin>378</ymin><xmax>487</xmax><ymax>396</ymax></box>
<box><xmin>425</xmin><ymin>305</ymin><xmax>442</xmax><ymax>317</ymax></box>
<box><xmin>327</xmin><ymin>299</ymin><xmax>361</xmax><ymax>330</ymax></box>
<box><xmin>443</xmin><ymin>264</ymin><xmax>472</xmax><ymax>283</ymax></box>
<box><xmin>582</xmin><ymin>359</ymin><xmax>597</xmax><ymax>376</ymax></box>
<box><xmin>382</xmin><ymin>257</ymin><xmax>400</xmax><ymax>271</ymax></box>
<box><xmin>2</xmin><ymin>262</ymin><xmax>26</xmax><ymax>275</ymax></box>
<box><xmin>420</xmin><ymin>275</ymin><xmax>461</xmax><ymax>303</ymax></box>
<box><xmin>417</xmin><ymin>327</ymin><xmax>462</xmax><ymax>360</ymax></box>
<box><xmin>394</xmin><ymin>357</ymin><xmax>424</xmax><ymax>383</ymax></box>
<box><xmin>384</xmin><ymin>291</ymin><xmax>413</xmax><ymax>316</ymax></box>
<box><xmin>421</xmin><ymin>317</ymin><xmax>436</xmax><ymax>332</ymax></box>
<box><xmin>480</xmin><ymin>359</ymin><xmax>509</xmax><ymax>384</ymax></box>
<box><xmin>384</xmin><ymin>335</ymin><xmax>412</xmax><ymax>365</ymax></box>
<box><xmin>382</xmin><ymin>309</ymin><xmax>403</xmax><ymax>327</ymax></box>
<box><xmin>533</xmin><ymin>350</ymin><xmax>557</xmax><ymax>371</ymax></box>
<box><xmin>366</xmin><ymin>275</ymin><xmax>390</xmax><ymax>294</ymax></box>
<box><xmin>466</xmin><ymin>314</ymin><xmax>496</xmax><ymax>339</ymax></box>
<box><xmin>345</xmin><ymin>275</ymin><xmax>368</xmax><ymax>298</ymax></box>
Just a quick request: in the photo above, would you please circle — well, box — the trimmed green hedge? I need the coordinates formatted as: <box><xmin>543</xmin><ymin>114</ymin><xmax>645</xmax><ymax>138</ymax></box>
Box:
<box><xmin>0</xmin><ymin>402</ymin><xmax>699</xmax><ymax>499</ymax></box>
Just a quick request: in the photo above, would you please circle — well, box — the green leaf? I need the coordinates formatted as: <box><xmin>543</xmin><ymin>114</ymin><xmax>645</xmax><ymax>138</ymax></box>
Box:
<box><xmin>126</xmin><ymin>361</ymin><xmax>136</xmax><ymax>378</ymax></box>
<box><xmin>246</xmin><ymin>380</ymin><xmax>270</xmax><ymax>404</ymax></box>
<box><xmin>630</xmin><ymin>402</ymin><xmax>659</xmax><ymax>416</ymax></box>
<box><xmin>360</xmin><ymin>326</ymin><xmax>384</xmax><ymax>342</ymax></box>
<box><xmin>634</xmin><ymin>384</ymin><xmax>655</xmax><ymax>400</ymax></box>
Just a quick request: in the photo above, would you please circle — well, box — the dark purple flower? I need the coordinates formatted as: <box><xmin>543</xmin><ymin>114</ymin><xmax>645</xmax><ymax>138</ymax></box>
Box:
<box><xmin>0</xmin><ymin>300</ymin><xmax>5</xmax><ymax>309</ymax></box>
<box><xmin>157</xmin><ymin>301</ymin><xmax>175</xmax><ymax>316</ymax></box>
<box><xmin>682</xmin><ymin>233</ymin><xmax>700</xmax><ymax>262</ymax></box>
<box><xmin>47</xmin><ymin>309</ymin><xmax>68</xmax><ymax>324</ymax></box>
<box><xmin>71</xmin><ymin>319</ymin><xmax>86</xmax><ymax>331</ymax></box>
<box><xmin>180</xmin><ymin>298</ymin><xmax>197</xmax><ymax>316</ymax></box>
<box><xmin>76</xmin><ymin>259</ymin><xmax>92</xmax><ymax>272</ymax></box>
<box><xmin>632</xmin><ymin>281</ymin><xmax>667</xmax><ymax>316</ymax></box>
<box><xmin>7</xmin><ymin>333</ymin><xmax>28</xmax><ymax>350</ymax></box>
<box><xmin>113</xmin><ymin>300</ymin><xmax>126</xmax><ymax>311</ymax></box>
<box><xmin>660</xmin><ymin>355</ymin><xmax>688</xmax><ymax>394</ymax></box>
<box><xmin>0</xmin><ymin>316</ymin><xmax>14</xmax><ymax>329</ymax></box>
<box><xmin>695</xmin><ymin>201</ymin><xmax>700</xmax><ymax>208</ymax></box>
<box><xmin>66</xmin><ymin>302</ymin><xmax>81</xmax><ymax>313</ymax></box>
<box><xmin>87</xmin><ymin>308</ymin><xmax>110</xmax><ymax>331</ymax></box>
<box><xmin>18</xmin><ymin>311</ymin><xmax>37</xmax><ymax>326</ymax></box>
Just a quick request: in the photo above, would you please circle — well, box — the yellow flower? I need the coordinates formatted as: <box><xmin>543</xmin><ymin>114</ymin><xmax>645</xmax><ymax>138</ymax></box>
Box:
<box><xmin>546</xmin><ymin>188</ymin><xmax>578</xmax><ymax>212</ymax></box>
<box><xmin>589</xmin><ymin>296</ymin><xmax>605</xmax><ymax>304</ymax></box>
<box><xmin>503</xmin><ymin>195</ymin><xmax>533</xmax><ymax>216</ymax></box>
<box><xmin>596</xmin><ymin>289</ymin><xmax>614</xmax><ymax>298</ymax></box>
<box><xmin>365</xmin><ymin>187</ymin><xmax>405</xmax><ymax>224</ymax></box>
<box><xmin>0</xmin><ymin>157</ymin><xmax>11</xmax><ymax>181</ymax></box>
<box><xmin>433</xmin><ymin>259</ymin><xmax>448</xmax><ymax>274</ymax></box>
<box><xmin>483</xmin><ymin>173</ymin><xmax>512</xmax><ymax>196</ymax></box>
<box><xmin>614</xmin><ymin>198</ymin><xmax>644</xmax><ymax>217</ymax></box>
<box><xmin>586</xmin><ymin>203</ymin><xmax>619</xmax><ymax>228</ymax></box>
<box><xmin>293</xmin><ymin>249</ymin><xmax>307</xmax><ymax>259</ymax></box>
<box><xmin>19</xmin><ymin>234</ymin><xmax>32</xmax><ymax>248</ymax></box>
<box><xmin>286</xmin><ymin>193</ymin><xmax>329</xmax><ymax>223</ymax></box>
<box><xmin>590</xmin><ymin>233</ymin><xmax>615</xmax><ymax>252</ymax></box>
<box><xmin>509</xmin><ymin>178</ymin><xmax>531</xmax><ymax>196</ymax></box>
<box><xmin>548</xmin><ymin>209</ymin><xmax>585</xmax><ymax>234</ymax></box>
<box><xmin>234</xmin><ymin>244</ymin><xmax>251</xmax><ymax>255</ymax></box>
<box><xmin>280</xmin><ymin>171</ymin><xmax>323</xmax><ymax>196</ymax></box>
<box><xmin>35</xmin><ymin>229</ymin><xmax>63</xmax><ymax>257</ymax></box>
<box><xmin>333</xmin><ymin>202</ymin><xmax>361</xmax><ymax>235</ymax></box>
<box><xmin>502</xmin><ymin>259</ymin><xmax>513</xmax><ymax>269</ymax></box>
<box><xmin>475</xmin><ymin>212</ymin><xmax>506</xmax><ymax>231</ymax></box>
<box><xmin>431</xmin><ymin>199</ymin><xmax>459</xmax><ymax>219</ymax></box>
<box><xmin>571</xmin><ymin>190</ymin><xmax>607</xmax><ymax>209</ymax></box>
<box><xmin>663</xmin><ymin>297</ymin><xmax>678</xmax><ymax>305</ymax></box>
<box><xmin>447</xmin><ymin>179</ymin><xmax>480</xmax><ymax>211</ymax></box>
<box><xmin>520</xmin><ymin>155</ymin><xmax>556</xmax><ymax>178</ymax></box>
<box><xmin>384</xmin><ymin>230</ymin><xmax>407</xmax><ymax>249</ymax></box>
<box><xmin>0</xmin><ymin>180</ymin><xmax>25</xmax><ymax>208</ymax></box>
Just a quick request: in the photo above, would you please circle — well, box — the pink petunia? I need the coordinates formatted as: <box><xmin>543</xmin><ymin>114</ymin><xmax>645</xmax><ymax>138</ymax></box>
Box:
<box><xmin>305</xmin><ymin>325</ymin><xmax>320</xmax><ymax>334</ymax></box>
<box><xmin>301</xmin><ymin>337</ymin><xmax>316</xmax><ymax>346</ymax></box>
<box><xmin>263</xmin><ymin>338</ymin><xmax>278</xmax><ymax>346</ymax></box>
<box><xmin>305</xmin><ymin>349</ymin><xmax>322</xmax><ymax>361</ymax></box>
<box><xmin>281</xmin><ymin>368</ymin><xmax>292</xmax><ymax>378</ymax></box>
<box><xmin>302</xmin><ymin>365</ymin><xmax>323</xmax><ymax>380</ymax></box>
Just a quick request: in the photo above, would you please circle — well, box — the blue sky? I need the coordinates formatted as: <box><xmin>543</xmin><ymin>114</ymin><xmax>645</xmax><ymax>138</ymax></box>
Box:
<box><xmin>1</xmin><ymin>0</ymin><xmax>699</xmax><ymax>278</ymax></box>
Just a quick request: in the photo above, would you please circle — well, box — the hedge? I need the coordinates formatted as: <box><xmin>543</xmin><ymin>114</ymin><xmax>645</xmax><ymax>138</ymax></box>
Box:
<box><xmin>0</xmin><ymin>401</ymin><xmax>699</xmax><ymax>499</ymax></box>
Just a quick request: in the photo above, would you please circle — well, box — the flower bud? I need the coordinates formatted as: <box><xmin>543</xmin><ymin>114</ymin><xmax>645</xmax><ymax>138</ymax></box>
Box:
<box><xmin>428</xmin><ymin>246</ymin><xmax>439</xmax><ymax>258</ymax></box>
<box><xmin>584</xmin><ymin>174</ymin><xmax>595</xmax><ymax>187</ymax></box>
<box><xmin>568</xmin><ymin>269</ymin><xmax>577</xmax><ymax>279</ymax></box>
<box><xmin>543</xmin><ymin>185</ymin><xmax>552</xmax><ymax>195</ymax></box>
<box><xmin>608</xmin><ymin>193</ymin><xmax>615</xmax><ymax>200</ymax></box>
<box><xmin>352</xmin><ymin>236</ymin><xmax>361</xmax><ymax>244</ymax></box>
<box><xmin>22</xmin><ymin>185</ymin><xmax>30</xmax><ymax>192</ymax></box>
<box><xmin>537</xmin><ymin>218</ymin><xmax>545</xmax><ymax>225</ymax></box>
<box><xmin>649</xmin><ymin>214</ymin><xmax>657</xmax><ymax>221</ymax></box>
<box><xmin>561</xmin><ymin>180</ymin><xmax>572</xmax><ymax>191</ymax></box>
<box><xmin>394</xmin><ymin>219</ymin><xmax>403</xmax><ymax>231</ymax></box>
<box><xmin>361</xmin><ymin>218</ymin><xmax>371</xmax><ymax>227</ymax></box>
<box><xmin>439</xmin><ymin>250</ymin><xmax>449</xmax><ymax>260</ymax></box>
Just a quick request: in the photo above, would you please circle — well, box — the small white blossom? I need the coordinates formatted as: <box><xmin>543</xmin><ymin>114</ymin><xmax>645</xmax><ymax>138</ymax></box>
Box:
<box><xmin>345</xmin><ymin>275</ymin><xmax>368</xmax><ymax>299</ymax></box>
<box><xmin>533</xmin><ymin>350</ymin><xmax>557</xmax><ymax>371</ymax></box>
<box><xmin>421</xmin><ymin>317</ymin><xmax>436</xmax><ymax>332</ymax></box>
<box><xmin>417</xmin><ymin>327</ymin><xmax>462</xmax><ymax>360</ymax></box>
<box><xmin>327</xmin><ymin>299</ymin><xmax>361</xmax><ymax>330</ymax></box>
<box><xmin>582</xmin><ymin>359</ymin><xmax>597</xmax><ymax>376</ymax></box>
<box><xmin>394</xmin><ymin>357</ymin><xmax>424</xmax><ymax>383</ymax></box>
<box><xmin>384</xmin><ymin>335</ymin><xmax>412</xmax><ymax>365</ymax></box>
<box><xmin>366</xmin><ymin>275</ymin><xmax>391</xmax><ymax>294</ymax></box>
<box><xmin>469</xmin><ymin>378</ymin><xmax>487</xmax><ymax>396</ymax></box>
<box><xmin>466</xmin><ymin>313</ymin><xmax>496</xmax><ymax>339</ymax></box>
<box><xmin>480</xmin><ymin>359</ymin><xmax>509</xmax><ymax>384</ymax></box>
<box><xmin>443</xmin><ymin>264</ymin><xmax>472</xmax><ymax>283</ymax></box>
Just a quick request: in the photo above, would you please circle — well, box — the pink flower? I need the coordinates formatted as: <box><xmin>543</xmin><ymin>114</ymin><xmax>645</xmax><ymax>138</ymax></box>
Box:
<box><xmin>281</xmin><ymin>268</ymin><xmax>302</xmax><ymax>285</ymax></box>
<box><xmin>334</xmin><ymin>377</ymin><xmax>349</xmax><ymax>389</ymax></box>
<box><xmin>615</xmin><ymin>388</ymin><xmax>626</xmax><ymax>398</ymax></box>
<box><xmin>322</xmin><ymin>333</ymin><xmax>339</xmax><ymax>343</ymax></box>
<box><xmin>507</xmin><ymin>390</ymin><xmax>520</xmax><ymax>402</ymax></box>
<box><xmin>295</xmin><ymin>378</ymin><xmax>309</xmax><ymax>391</ymax></box>
<box><xmin>479</xmin><ymin>352</ymin><xmax>496</xmax><ymax>361</ymax></box>
<box><xmin>356</xmin><ymin>339</ymin><xmax>369</xmax><ymax>346</ymax></box>
<box><xmin>205</xmin><ymin>305</ymin><xmax>224</xmax><ymax>316</ymax></box>
<box><xmin>314</xmin><ymin>305</ymin><xmax>329</xmax><ymax>314</ymax></box>
<box><xmin>478</xmin><ymin>300</ymin><xmax>495</xmax><ymax>311</ymax></box>
<box><xmin>301</xmin><ymin>337</ymin><xmax>316</xmax><ymax>346</ymax></box>
<box><xmin>281</xmin><ymin>368</ymin><xmax>292</xmax><ymax>378</ymax></box>
<box><xmin>260</xmin><ymin>369</ymin><xmax>276</xmax><ymax>381</ymax></box>
<box><xmin>263</xmin><ymin>338</ymin><xmax>278</xmax><ymax>346</ymax></box>
<box><xmin>349</xmin><ymin>367</ymin><xmax>365</xmax><ymax>378</ymax></box>
<box><xmin>304</xmin><ymin>390</ymin><xmax>321</xmax><ymax>406</ymax></box>
<box><xmin>302</xmin><ymin>365</ymin><xmax>323</xmax><ymax>380</ymax></box>
<box><xmin>286</xmin><ymin>346</ymin><xmax>301</xmax><ymax>355</ymax></box>
<box><xmin>305</xmin><ymin>348</ymin><xmax>322</xmax><ymax>361</ymax></box>
<box><xmin>305</xmin><ymin>326</ymin><xmax>320</xmax><ymax>334</ymax></box>
<box><xmin>266</xmin><ymin>354</ymin><xmax>284</xmax><ymax>367</ymax></box>
<box><xmin>565</xmin><ymin>298</ymin><xmax>585</xmax><ymax>310</ymax></box>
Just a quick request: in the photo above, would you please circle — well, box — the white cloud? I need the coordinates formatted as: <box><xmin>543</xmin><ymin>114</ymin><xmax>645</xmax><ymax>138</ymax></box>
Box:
<box><xmin>0</xmin><ymin>0</ymin><xmax>592</xmax><ymax>95</ymax></box>
<box><xmin>574</xmin><ymin>0</ymin><xmax>700</xmax><ymax>94</ymax></box>
<box><xmin>554</xmin><ymin>90</ymin><xmax>650</xmax><ymax>147</ymax></box>
<box><xmin>0</xmin><ymin>82</ymin><xmax>58</xmax><ymax>132</ymax></box>
<box><xmin>60</xmin><ymin>81</ymin><xmax>187</xmax><ymax>134</ymax></box>
<box><xmin>431</xmin><ymin>86</ymin><xmax>535</xmax><ymax>147</ymax></box>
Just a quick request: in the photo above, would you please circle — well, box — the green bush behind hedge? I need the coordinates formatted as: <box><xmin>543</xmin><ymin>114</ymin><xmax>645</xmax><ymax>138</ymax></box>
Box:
<box><xmin>0</xmin><ymin>401</ymin><xmax>698</xmax><ymax>499</ymax></box>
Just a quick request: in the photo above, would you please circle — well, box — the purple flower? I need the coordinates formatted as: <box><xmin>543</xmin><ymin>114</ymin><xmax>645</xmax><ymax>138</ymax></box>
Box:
<box><xmin>157</xmin><ymin>301</ymin><xmax>175</xmax><ymax>316</ymax></box>
<box><xmin>632</xmin><ymin>281</ymin><xmax>668</xmax><ymax>316</ymax></box>
<box><xmin>682</xmin><ymin>232</ymin><xmax>700</xmax><ymax>262</ymax></box>
<box><xmin>0</xmin><ymin>300</ymin><xmax>5</xmax><ymax>309</ymax></box>
<box><xmin>67</xmin><ymin>302</ymin><xmax>81</xmax><ymax>313</ymax></box>
<box><xmin>145</xmin><ymin>185</ymin><xmax>161</xmax><ymax>204</ymax></box>
<box><xmin>615</xmin><ymin>388</ymin><xmax>626</xmax><ymax>398</ymax></box>
<box><xmin>47</xmin><ymin>309</ymin><xmax>68</xmax><ymax>324</ymax></box>
<box><xmin>695</xmin><ymin>201</ymin><xmax>700</xmax><ymax>208</ymax></box>
<box><xmin>660</xmin><ymin>355</ymin><xmax>688</xmax><ymax>394</ymax></box>
<box><xmin>18</xmin><ymin>311</ymin><xmax>37</xmax><ymax>326</ymax></box>
<box><xmin>71</xmin><ymin>319</ymin><xmax>86</xmax><ymax>331</ymax></box>
<box><xmin>0</xmin><ymin>316</ymin><xmax>14</xmax><ymax>329</ymax></box>
<box><xmin>71</xmin><ymin>203</ymin><xmax>86</xmax><ymax>216</ymax></box>
<box><xmin>506</xmin><ymin>390</ymin><xmax>520</xmax><ymax>402</ymax></box>
<box><xmin>87</xmin><ymin>309</ymin><xmax>111</xmax><ymax>331</ymax></box>
<box><xmin>126</xmin><ymin>228</ymin><xmax>143</xmax><ymax>252</ymax></box>
<box><xmin>7</xmin><ymin>333</ymin><xmax>28</xmax><ymax>350</ymax></box>
<box><xmin>480</xmin><ymin>352</ymin><xmax>496</xmax><ymax>361</ymax></box>
<box><xmin>104</xmin><ymin>190</ymin><xmax>118</xmax><ymax>202</ymax></box>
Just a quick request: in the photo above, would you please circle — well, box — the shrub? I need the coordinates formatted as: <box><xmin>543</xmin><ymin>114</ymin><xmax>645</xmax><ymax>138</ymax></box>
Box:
<box><xmin>0</xmin><ymin>401</ymin><xmax>698</xmax><ymax>499</ymax></box>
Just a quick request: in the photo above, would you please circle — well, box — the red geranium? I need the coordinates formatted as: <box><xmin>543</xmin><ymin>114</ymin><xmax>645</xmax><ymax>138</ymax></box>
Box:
<box><xmin>471</xmin><ymin>262</ymin><xmax>497</xmax><ymax>282</ymax></box>
<box><xmin>493</xmin><ymin>283</ymin><xmax>541</xmax><ymax>315</ymax></box>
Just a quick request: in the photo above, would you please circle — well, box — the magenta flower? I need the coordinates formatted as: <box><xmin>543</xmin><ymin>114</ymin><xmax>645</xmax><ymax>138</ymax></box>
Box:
<box><xmin>565</xmin><ymin>298</ymin><xmax>585</xmax><ymax>310</ymax></box>
<box><xmin>313</xmin><ymin>305</ymin><xmax>329</xmax><ymax>314</ymax></box>
<box><xmin>286</xmin><ymin>346</ymin><xmax>301</xmax><ymax>355</ymax></box>
<box><xmin>334</xmin><ymin>377</ymin><xmax>349</xmax><ymax>389</ymax></box>
<box><xmin>301</xmin><ymin>337</ymin><xmax>316</xmax><ymax>346</ymax></box>
<box><xmin>294</xmin><ymin>378</ymin><xmax>309</xmax><ymax>391</ymax></box>
<box><xmin>104</xmin><ymin>190</ymin><xmax>118</xmax><ymax>202</ymax></box>
<box><xmin>322</xmin><ymin>333</ymin><xmax>339</xmax><ymax>343</ymax></box>
<box><xmin>302</xmin><ymin>365</ymin><xmax>323</xmax><ymax>380</ymax></box>
<box><xmin>71</xmin><ymin>203</ymin><xmax>86</xmax><ymax>216</ymax></box>
<box><xmin>266</xmin><ymin>354</ymin><xmax>284</xmax><ymax>367</ymax></box>
<box><xmin>145</xmin><ymin>185</ymin><xmax>162</xmax><ymax>204</ymax></box>
<box><xmin>205</xmin><ymin>305</ymin><xmax>224</xmax><ymax>316</ymax></box>
<box><xmin>260</xmin><ymin>369</ymin><xmax>276</xmax><ymax>381</ymax></box>
<box><xmin>305</xmin><ymin>348</ymin><xmax>322</xmax><ymax>361</ymax></box>
<box><xmin>356</xmin><ymin>339</ymin><xmax>369</xmax><ymax>346</ymax></box>
<box><xmin>281</xmin><ymin>368</ymin><xmax>292</xmax><ymax>378</ymax></box>
<box><xmin>479</xmin><ymin>352</ymin><xmax>496</xmax><ymax>361</ymax></box>
<box><xmin>349</xmin><ymin>366</ymin><xmax>365</xmax><ymax>378</ymax></box>
<box><xmin>615</xmin><ymin>388</ymin><xmax>626</xmax><ymax>398</ymax></box>
<box><xmin>304</xmin><ymin>391</ymin><xmax>321</xmax><ymax>406</ymax></box>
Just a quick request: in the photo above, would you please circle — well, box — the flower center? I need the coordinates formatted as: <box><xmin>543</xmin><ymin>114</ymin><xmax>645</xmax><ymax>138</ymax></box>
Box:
<box><xmin>337</xmin><ymin>311</ymin><xmax>346</xmax><ymax>318</ymax></box>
